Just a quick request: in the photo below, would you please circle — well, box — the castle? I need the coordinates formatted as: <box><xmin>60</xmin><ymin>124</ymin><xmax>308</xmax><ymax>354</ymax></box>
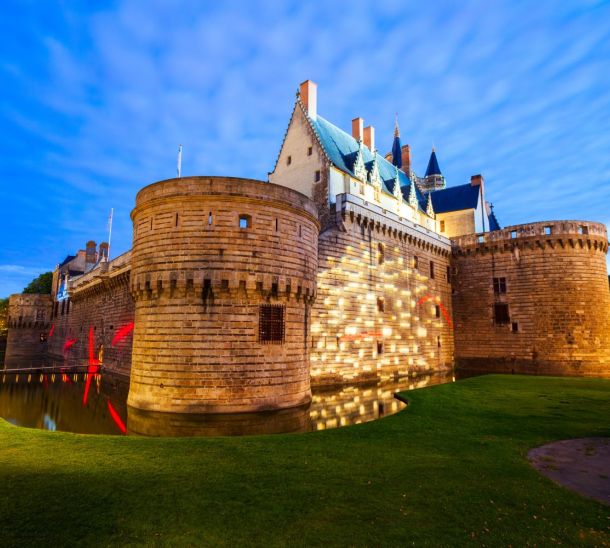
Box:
<box><xmin>5</xmin><ymin>81</ymin><xmax>610</xmax><ymax>415</ymax></box>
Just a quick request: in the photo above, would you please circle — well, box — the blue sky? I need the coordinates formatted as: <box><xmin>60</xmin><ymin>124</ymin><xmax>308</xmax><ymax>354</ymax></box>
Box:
<box><xmin>1</xmin><ymin>0</ymin><xmax>609</xmax><ymax>296</ymax></box>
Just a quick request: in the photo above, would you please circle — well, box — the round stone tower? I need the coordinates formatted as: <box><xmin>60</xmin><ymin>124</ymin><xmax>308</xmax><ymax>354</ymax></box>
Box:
<box><xmin>127</xmin><ymin>176</ymin><xmax>319</xmax><ymax>413</ymax></box>
<box><xmin>452</xmin><ymin>220</ymin><xmax>610</xmax><ymax>377</ymax></box>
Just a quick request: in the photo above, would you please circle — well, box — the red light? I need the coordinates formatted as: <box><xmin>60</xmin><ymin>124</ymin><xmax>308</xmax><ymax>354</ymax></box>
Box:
<box><xmin>111</xmin><ymin>322</ymin><xmax>134</xmax><ymax>346</ymax></box>
<box><xmin>417</xmin><ymin>295</ymin><xmax>453</xmax><ymax>329</ymax></box>
<box><xmin>49</xmin><ymin>324</ymin><xmax>55</xmax><ymax>338</ymax></box>
<box><xmin>83</xmin><ymin>326</ymin><xmax>100</xmax><ymax>406</ymax></box>
<box><xmin>63</xmin><ymin>338</ymin><xmax>77</xmax><ymax>352</ymax></box>
<box><xmin>107</xmin><ymin>401</ymin><xmax>127</xmax><ymax>434</ymax></box>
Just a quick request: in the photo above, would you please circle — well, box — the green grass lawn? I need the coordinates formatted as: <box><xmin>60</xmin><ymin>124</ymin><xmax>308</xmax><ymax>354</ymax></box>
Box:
<box><xmin>0</xmin><ymin>375</ymin><xmax>608</xmax><ymax>546</ymax></box>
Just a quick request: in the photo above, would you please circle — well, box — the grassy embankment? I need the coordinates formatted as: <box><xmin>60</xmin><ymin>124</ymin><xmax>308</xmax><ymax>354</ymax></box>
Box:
<box><xmin>0</xmin><ymin>375</ymin><xmax>608</xmax><ymax>546</ymax></box>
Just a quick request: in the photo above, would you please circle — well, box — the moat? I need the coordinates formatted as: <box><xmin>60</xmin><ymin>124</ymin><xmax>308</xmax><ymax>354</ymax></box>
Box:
<box><xmin>0</xmin><ymin>367</ymin><xmax>458</xmax><ymax>437</ymax></box>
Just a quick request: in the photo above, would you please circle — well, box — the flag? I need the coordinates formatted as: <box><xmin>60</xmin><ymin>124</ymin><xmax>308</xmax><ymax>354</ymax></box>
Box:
<box><xmin>177</xmin><ymin>144</ymin><xmax>183</xmax><ymax>178</ymax></box>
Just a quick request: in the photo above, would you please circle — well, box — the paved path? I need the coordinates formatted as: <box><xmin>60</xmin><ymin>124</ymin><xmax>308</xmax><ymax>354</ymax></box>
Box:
<box><xmin>528</xmin><ymin>438</ymin><xmax>610</xmax><ymax>506</ymax></box>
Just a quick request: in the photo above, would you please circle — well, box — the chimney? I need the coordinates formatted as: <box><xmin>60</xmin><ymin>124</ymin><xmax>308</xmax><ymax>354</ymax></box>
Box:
<box><xmin>401</xmin><ymin>144</ymin><xmax>411</xmax><ymax>174</ymax></box>
<box><xmin>470</xmin><ymin>174</ymin><xmax>484</xmax><ymax>187</ymax></box>
<box><xmin>363</xmin><ymin>125</ymin><xmax>375</xmax><ymax>151</ymax></box>
<box><xmin>352</xmin><ymin>117</ymin><xmax>364</xmax><ymax>141</ymax></box>
<box><xmin>299</xmin><ymin>80</ymin><xmax>317</xmax><ymax>119</ymax></box>
<box><xmin>99</xmin><ymin>242</ymin><xmax>109</xmax><ymax>261</ymax></box>
<box><xmin>85</xmin><ymin>240</ymin><xmax>97</xmax><ymax>266</ymax></box>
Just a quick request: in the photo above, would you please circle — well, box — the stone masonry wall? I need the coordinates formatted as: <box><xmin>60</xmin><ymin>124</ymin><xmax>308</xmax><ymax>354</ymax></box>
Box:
<box><xmin>311</xmin><ymin>194</ymin><xmax>454</xmax><ymax>385</ymax></box>
<box><xmin>452</xmin><ymin>220</ymin><xmax>610</xmax><ymax>377</ymax></box>
<box><xmin>128</xmin><ymin>176</ymin><xmax>319</xmax><ymax>413</ymax></box>
<box><xmin>47</xmin><ymin>252</ymin><xmax>134</xmax><ymax>376</ymax></box>
<box><xmin>5</xmin><ymin>294</ymin><xmax>53</xmax><ymax>369</ymax></box>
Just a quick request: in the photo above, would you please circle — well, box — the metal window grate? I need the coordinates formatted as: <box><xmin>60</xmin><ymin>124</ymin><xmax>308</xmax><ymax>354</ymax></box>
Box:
<box><xmin>259</xmin><ymin>304</ymin><xmax>285</xmax><ymax>344</ymax></box>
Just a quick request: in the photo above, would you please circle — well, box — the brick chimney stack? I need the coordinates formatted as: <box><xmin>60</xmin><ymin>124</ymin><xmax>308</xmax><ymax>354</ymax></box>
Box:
<box><xmin>85</xmin><ymin>240</ymin><xmax>97</xmax><ymax>267</ymax></box>
<box><xmin>470</xmin><ymin>174</ymin><xmax>484</xmax><ymax>189</ymax></box>
<box><xmin>99</xmin><ymin>242</ymin><xmax>109</xmax><ymax>261</ymax></box>
<box><xmin>401</xmin><ymin>144</ymin><xmax>411</xmax><ymax>175</ymax></box>
<box><xmin>299</xmin><ymin>80</ymin><xmax>317</xmax><ymax>119</ymax></box>
<box><xmin>363</xmin><ymin>125</ymin><xmax>375</xmax><ymax>151</ymax></box>
<box><xmin>352</xmin><ymin>117</ymin><xmax>364</xmax><ymax>141</ymax></box>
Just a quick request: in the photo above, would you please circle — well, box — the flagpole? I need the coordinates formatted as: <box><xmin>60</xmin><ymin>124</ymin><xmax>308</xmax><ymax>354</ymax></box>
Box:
<box><xmin>107</xmin><ymin>208</ymin><xmax>114</xmax><ymax>261</ymax></box>
<box><xmin>177</xmin><ymin>144</ymin><xmax>183</xmax><ymax>178</ymax></box>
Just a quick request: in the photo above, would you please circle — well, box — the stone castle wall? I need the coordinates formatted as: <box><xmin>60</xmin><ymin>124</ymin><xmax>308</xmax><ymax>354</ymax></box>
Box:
<box><xmin>310</xmin><ymin>194</ymin><xmax>454</xmax><ymax>385</ymax></box>
<box><xmin>46</xmin><ymin>252</ymin><xmax>134</xmax><ymax>375</ymax></box>
<box><xmin>128</xmin><ymin>176</ymin><xmax>319</xmax><ymax>413</ymax></box>
<box><xmin>451</xmin><ymin>220</ymin><xmax>610</xmax><ymax>377</ymax></box>
<box><xmin>4</xmin><ymin>294</ymin><xmax>53</xmax><ymax>369</ymax></box>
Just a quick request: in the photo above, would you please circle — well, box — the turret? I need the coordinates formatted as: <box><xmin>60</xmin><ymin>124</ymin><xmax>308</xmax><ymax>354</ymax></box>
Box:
<box><xmin>419</xmin><ymin>147</ymin><xmax>446</xmax><ymax>192</ymax></box>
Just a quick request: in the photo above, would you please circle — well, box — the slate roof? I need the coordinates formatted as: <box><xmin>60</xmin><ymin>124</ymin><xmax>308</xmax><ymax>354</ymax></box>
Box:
<box><xmin>310</xmin><ymin>115</ymin><xmax>427</xmax><ymax>210</ymax></box>
<box><xmin>59</xmin><ymin>255</ymin><xmax>76</xmax><ymax>268</ymax></box>
<box><xmin>488</xmin><ymin>210</ymin><xmax>501</xmax><ymax>231</ymax></box>
<box><xmin>430</xmin><ymin>183</ymin><xmax>480</xmax><ymax>213</ymax></box>
<box><xmin>425</xmin><ymin>149</ymin><xmax>442</xmax><ymax>176</ymax></box>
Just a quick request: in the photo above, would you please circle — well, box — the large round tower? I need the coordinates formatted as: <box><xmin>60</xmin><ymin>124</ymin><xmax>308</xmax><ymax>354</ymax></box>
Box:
<box><xmin>127</xmin><ymin>177</ymin><xmax>319</xmax><ymax>413</ymax></box>
<box><xmin>452</xmin><ymin>220</ymin><xmax>610</xmax><ymax>377</ymax></box>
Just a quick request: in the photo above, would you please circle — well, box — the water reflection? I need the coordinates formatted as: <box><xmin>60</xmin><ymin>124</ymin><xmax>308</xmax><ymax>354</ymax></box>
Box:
<box><xmin>0</xmin><ymin>369</ymin><xmax>455</xmax><ymax>437</ymax></box>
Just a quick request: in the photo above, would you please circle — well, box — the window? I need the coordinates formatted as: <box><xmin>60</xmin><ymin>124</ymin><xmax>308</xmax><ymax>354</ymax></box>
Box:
<box><xmin>239</xmin><ymin>214</ymin><xmax>251</xmax><ymax>229</ymax></box>
<box><xmin>275</xmin><ymin>218</ymin><xmax>278</xmax><ymax>231</ymax></box>
<box><xmin>287</xmin><ymin>156</ymin><xmax>292</xmax><ymax>166</ymax></box>
<box><xmin>315</xmin><ymin>170</ymin><xmax>321</xmax><ymax>182</ymax></box>
<box><xmin>259</xmin><ymin>305</ymin><xmax>285</xmax><ymax>344</ymax></box>
<box><xmin>413</xmin><ymin>255</ymin><xmax>419</xmax><ymax>269</ymax></box>
<box><xmin>478</xmin><ymin>235</ymin><xmax>484</xmax><ymax>243</ymax></box>
<box><xmin>512</xmin><ymin>322</ymin><xmax>519</xmax><ymax>333</ymax></box>
<box><xmin>36</xmin><ymin>309</ymin><xmax>45</xmax><ymax>321</ymax></box>
<box><xmin>430</xmin><ymin>261</ymin><xmax>435</xmax><ymax>279</ymax></box>
<box><xmin>307</xmin><ymin>146</ymin><xmax>313</xmax><ymax>156</ymax></box>
<box><xmin>377</xmin><ymin>297</ymin><xmax>385</xmax><ymax>313</ymax></box>
<box><xmin>378</xmin><ymin>243</ymin><xmax>384</xmax><ymax>265</ymax></box>
<box><xmin>437</xmin><ymin>336</ymin><xmax>442</xmax><ymax>348</ymax></box>
<box><xmin>175</xmin><ymin>213</ymin><xmax>179</xmax><ymax>227</ymax></box>
<box><xmin>376</xmin><ymin>341</ymin><xmax>384</xmax><ymax>355</ymax></box>
<box><xmin>511</xmin><ymin>230</ymin><xmax>517</xmax><ymax>239</ymax></box>
<box><xmin>440</xmin><ymin>220</ymin><xmax>445</xmax><ymax>232</ymax></box>
<box><xmin>435</xmin><ymin>305</ymin><xmax>441</xmax><ymax>318</ymax></box>
<box><xmin>494</xmin><ymin>303</ymin><xmax>510</xmax><ymax>325</ymax></box>
<box><xmin>208</xmin><ymin>212</ymin><xmax>213</xmax><ymax>225</ymax></box>
<box><xmin>493</xmin><ymin>277</ymin><xmax>507</xmax><ymax>294</ymax></box>
<box><xmin>579</xmin><ymin>225</ymin><xmax>588</xmax><ymax>235</ymax></box>
<box><xmin>544</xmin><ymin>226</ymin><xmax>552</xmax><ymax>235</ymax></box>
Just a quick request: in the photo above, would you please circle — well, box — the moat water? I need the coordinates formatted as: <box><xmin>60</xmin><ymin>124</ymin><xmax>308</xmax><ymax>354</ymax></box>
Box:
<box><xmin>0</xmin><ymin>366</ymin><xmax>458</xmax><ymax>437</ymax></box>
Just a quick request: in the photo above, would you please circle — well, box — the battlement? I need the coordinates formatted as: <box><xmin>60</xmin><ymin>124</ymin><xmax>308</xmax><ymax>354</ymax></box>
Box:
<box><xmin>452</xmin><ymin>220</ymin><xmax>608</xmax><ymax>254</ymax></box>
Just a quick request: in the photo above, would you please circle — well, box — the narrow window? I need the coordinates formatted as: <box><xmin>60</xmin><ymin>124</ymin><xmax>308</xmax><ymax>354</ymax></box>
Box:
<box><xmin>287</xmin><ymin>155</ymin><xmax>292</xmax><ymax>166</ymax></box>
<box><xmin>315</xmin><ymin>170</ymin><xmax>321</xmax><ymax>182</ymax></box>
<box><xmin>239</xmin><ymin>214</ymin><xmax>251</xmax><ymax>229</ymax></box>
<box><xmin>208</xmin><ymin>212</ymin><xmax>213</xmax><ymax>225</ymax></box>
<box><xmin>544</xmin><ymin>226</ymin><xmax>552</xmax><ymax>236</ymax></box>
<box><xmin>275</xmin><ymin>218</ymin><xmax>278</xmax><ymax>231</ymax></box>
<box><xmin>493</xmin><ymin>277</ymin><xmax>507</xmax><ymax>294</ymax></box>
<box><xmin>440</xmin><ymin>220</ymin><xmax>445</xmax><ymax>232</ymax></box>
<box><xmin>435</xmin><ymin>305</ymin><xmax>441</xmax><ymax>318</ymax></box>
<box><xmin>478</xmin><ymin>235</ymin><xmax>484</xmax><ymax>243</ymax></box>
<box><xmin>376</xmin><ymin>341</ymin><xmax>384</xmax><ymax>355</ymax></box>
<box><xmin>377</xmin><ymin>297</ymin><xmax>385</xmax><ymax>313</ymax></box>
<box><xmin>307</xmin><ymin>146</ymin><xmax>313</xmax><ymax>156</ymax></box>
<box><xmin>579</xmin><ymin>225</ymin><xmax>588</xmax><ymax>235</ymax></box>
<box><xmin>437</xmin><ymin>336</ymin><xmax>442</xmax><ymax>348</ymax></box>
<box><xmin>494</xmin><ymin>303</ymin><xmax>510</xmax><ymax>325</ymax></box>
<box><xmin>299</xmin><ymin>225</ymin><xmax>302</xmax><ymax>237</ymax></box>
<box><xmin>378</xmin><ymin>243</ymin><xmax>384</xmax><ymax>265</ymax></box>
<box><xmin>413</xmin><ymin>255</ymin><xmax>419</xmax><ymax>269</ymax></box>
<box><xmin>511</xmin><ymin>230</ymin><xmax>517</xmax><ymax>239</ymax></box>
<box><xmin>511</xmin><ymin>322</ymin><xmax>519</xmax><ymax>333</ymax></box>
<box><xmin>175</xmin><ymin>213</ymin><xmax>179</xmax><ymax>227</ymax></box>
<box><xmin>430</xmin><ymin>261</ymin><xmax>435</xmax><ymax>279</ymax></box>
<box><xmin>259</xmin><ymin>304</ymin><xmax>285</xmax><ymax>344</ymax></box>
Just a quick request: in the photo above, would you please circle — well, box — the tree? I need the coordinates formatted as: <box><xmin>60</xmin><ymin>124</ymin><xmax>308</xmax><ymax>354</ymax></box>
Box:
<box><xmin>0</xmin><ymin>297</ymin><xmax>7</xmax><ymax>337</ymax></box>
<box><xmin>23</xmin><ymin>272</ymin><xmax>53</xmax><ymax>294</ymax></box>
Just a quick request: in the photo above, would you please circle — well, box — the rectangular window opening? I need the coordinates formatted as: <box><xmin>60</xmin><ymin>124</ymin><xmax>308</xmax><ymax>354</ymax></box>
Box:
<box><xmin>308</xmin><ymin>146</ymin><xmax>313</xmax><ymax>156</ymax></box>
<box><xmin>510</xmin><ymin>230</ymin><xmax>517</xmax><ymax>239</ymax></box>
<box><xmin>239</xmin><ymin>214</ymin><xmax>251</xmax><ymax>229</ymax></box>
<box><xmin>440</xmin><ymin>220</ymin><xmax>445</xmax><ymax>232</ymax></box>
<box><xmin>493</xmin><ymin>277</ymin><xmax>507</xmax><ymax>294</ymax></box>
<box><xmin>494</xmin><ymin>303</ymin><xmax>510</xmax><ymax>325</ymax></box>
<box><xmin>544</xmin><ymin>226</ymin><xmax>552</xmax><ymax>236</ymax></box>
<box><xmin>208</xmin><ymin>212</ymin><xmax>213</xmax><ymax>225</ymax></box>
<box><xmin>287</xmin><ymin>155</ymin><xmax>292</xmax><ymax>166</ymax></box>
<box><xmin>377</xmin><ymin>297</ymin><xmax>385</xmax><ymax>313</ymax></box>
<box><xmin>259</xmin><ymin>304</ymin><xmax>285</xmax><ymax>344</ymax></box>
<box><xmin>376</xmin><ymin>341</ymin><xmax>384</xmax><ymax>355</ymax></box>
<box><xmin>430</xmin><ymin>261</ymin><xmax>435</xmax><ymax>279</ymax></box>
<box><xmin>435</xmin><ymin>305</ymin><xmax>441</xmax><ymax>318</ymax></box>
<box><xmin>315</xmin><ymin>170</ymin><xmax>321</xmax><ymax>182</ymax></box>
<box><xmin>511</xmin><ymin>322</ymin><xmax>519</xmax><ymax>333</ymax></box>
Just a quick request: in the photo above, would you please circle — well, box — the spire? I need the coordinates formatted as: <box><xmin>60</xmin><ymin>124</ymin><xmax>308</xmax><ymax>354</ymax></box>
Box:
<box><xmin>391</xmin><ymin>114</ymin><xmax>402</xmax><ymax>169</ymax></box>
<box><xmin>353</xmin><ymin>139</ymin><xmax>367</xmax><ymax>182</ymax></box>
<box><xmin>393</xmin><ymin>165</ymin><xmax>402</xmax><ymax>200</ymax></box>
<box><xmin>408</xmin><ymin>179</ymin><xmax>418</xmax><ymax>208</ymax></box>
<box><xmin>425</xmin><ymin>147</ymin><xmax>441</xmax><ymax>177</ymax></box>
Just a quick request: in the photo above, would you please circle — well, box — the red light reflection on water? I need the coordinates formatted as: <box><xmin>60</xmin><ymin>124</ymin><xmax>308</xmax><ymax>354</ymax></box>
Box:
<box><xmin>111</xmin><ymin>322</ymin><xmax>134</xmax><ymax>346</ymax></box>
<box><xmin>49</xmin><ymin>324</ymin><xmax>55</xmax><ymax>338</ymax></box>
<box><xmin>83</xmin><ymin>326</ymin><xmax>100</xmax><ymax>406</ymax></box>
<box><xmin>107</xmin><ymin>401</ymin><xmax>127</xmax><ymax>434</ymax></box>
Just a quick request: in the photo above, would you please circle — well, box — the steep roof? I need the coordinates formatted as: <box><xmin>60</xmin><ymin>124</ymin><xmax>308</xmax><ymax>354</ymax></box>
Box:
<box><xmin>425</xmin><ymin>149</ymin><xmax>442</xmax><ymax>176</ymax></box>
<box><xmin>59</xmin><ymin>255</ymin><xmax>76</xmax><ymax>268</ymax></box>
<box><xmin>488</xmin><ymin>209</ymin><xmax>501</xmax><ymax>231</ymax></box>
<box><xmin>310</xmin><ymin>115</ymin><xmax>426</xmax><ymax>210</ymax></box>
<box><xmin>430</xmin><ymin>183</ymin><xmax>480</xmax><ymax>213</ymax></box>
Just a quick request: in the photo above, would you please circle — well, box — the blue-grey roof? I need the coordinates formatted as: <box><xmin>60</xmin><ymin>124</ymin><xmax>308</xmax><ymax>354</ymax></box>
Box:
<box><xmin>430</xmin><ymin>183</ymin><xmax>480</xmax><ymax>213</ymax></box>
<box><xmin>488</xmin><ymin>210</ymin><xmax>501</xmax><ymax>231</ymax></box>
<box><xmin>310</xmin><ymin>116</ymin><xmax>427</xmax><ymax>210</ymax></box>
<box><xmin>59</xmin><ymin>255</ymin><xmax>76</xmax><ymax>268</ymax></box>
<box><xmin>425</xmin><ymin>149</ymin><xmax>442</xmax><ymax>176</ymax></box>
